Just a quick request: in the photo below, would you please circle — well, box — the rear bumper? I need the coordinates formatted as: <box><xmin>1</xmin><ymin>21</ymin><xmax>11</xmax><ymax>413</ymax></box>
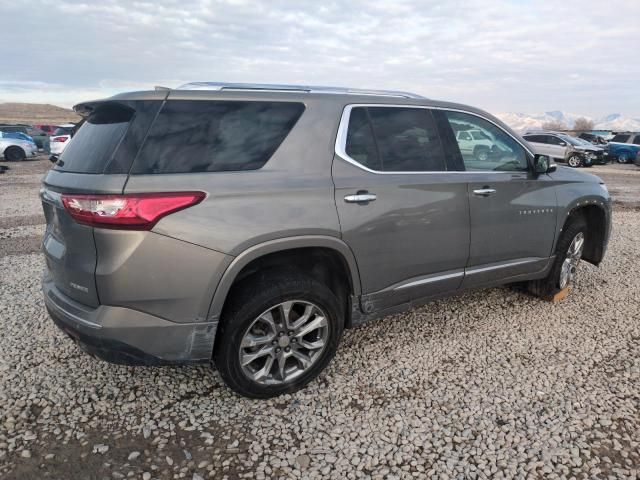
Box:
<box><xmin>43</xmin><ymin>274</ymin><xmax>216</xmax><ymax>366</ymax></box>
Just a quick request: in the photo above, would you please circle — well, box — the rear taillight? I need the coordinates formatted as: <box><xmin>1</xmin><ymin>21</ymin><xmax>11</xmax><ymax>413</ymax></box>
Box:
<box><xmin>61</xmin><ymin>192</ymin><xmax>205</xmax><ymax>230</ymax></box>
<box><xmin>51</xmin><ymin>136</ymin><xmax>68</xmax><ymax>142</ymax></box>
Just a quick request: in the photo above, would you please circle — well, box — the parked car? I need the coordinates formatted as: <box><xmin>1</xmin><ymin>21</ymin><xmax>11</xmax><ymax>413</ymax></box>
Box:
<box><xmin>49</xmin><ymin>124</ymin><xmax>77</xmax><ymax>158</ymax></box>
<box><xmin>606</xmin><ymin>132</ymin><xmax>640</xmax><ymax>163</ymax></box>
<box><xmin>522</xmin><ymin>132</ymin><xmax>602</xmax><ymax>167</ymax></box>
<box><xmin>573</xmin><ymin>137</ymin><xmax>610</xmax><ymax>164</ymax></box>
<box><xmin>42</xmin><ymin>83</ymin><xmax>612</xmax><ymax>398</ymax></box>
<box><xmin>578</xmin><ymin>132</ymin><xmax>608</xmax><ymax>145</ymax></box>
<box><xmin>0</xmin><ymin>124</ymin><xmax>49</xmax><ymax>150</ymax></box>
<box><xmin>1</xmin><ymin>135</ymin><xmax>38</xmax><ymax>161</ymax></box>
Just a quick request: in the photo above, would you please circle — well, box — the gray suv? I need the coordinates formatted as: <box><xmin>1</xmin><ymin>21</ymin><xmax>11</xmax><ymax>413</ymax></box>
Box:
<box><xmin>42</xmin><ymin>83</ymin><xmax>612</xmax><ymax>398</ymax></box>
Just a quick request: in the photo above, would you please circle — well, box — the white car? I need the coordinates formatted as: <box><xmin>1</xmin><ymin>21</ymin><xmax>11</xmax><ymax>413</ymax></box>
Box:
<box><xmin>455</xmin><ymin>129</ymin><xmax>494</xmax><ymax>160</ymax></box>
<box><xmin>49</xmin><ymin>124</ymin><xmax>76</xmax><ymax>157</ymax></box>
<box><xmin>0</xmin><ymin>134</ymin><xmax>38</xmax><ymax>161</ymax></box>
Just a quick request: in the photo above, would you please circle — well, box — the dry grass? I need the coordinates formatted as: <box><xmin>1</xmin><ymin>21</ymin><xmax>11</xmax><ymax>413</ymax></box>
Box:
<box><xmin>0</xmin><ymin>102</ymin><xmax>80</xmax><ymax>125</ymax></box>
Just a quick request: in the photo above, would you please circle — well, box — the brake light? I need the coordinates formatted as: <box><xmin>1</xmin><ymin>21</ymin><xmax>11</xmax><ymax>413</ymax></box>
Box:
<box><xmin>61</xmin><ymin>192</ymin><xmax>205</xmax><ymax>230</ymax></box>
<box><xmin>52</xmin><ymin>136</ymin><xmax>68</xmax><ymax>142</ymax></box>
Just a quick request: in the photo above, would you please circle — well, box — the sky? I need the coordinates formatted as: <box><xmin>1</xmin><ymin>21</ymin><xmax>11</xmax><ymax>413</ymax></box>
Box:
<box><xmin>0</xmin><ymin>0</ymin><xmax>638</xmax><ymax>117</ymax></box>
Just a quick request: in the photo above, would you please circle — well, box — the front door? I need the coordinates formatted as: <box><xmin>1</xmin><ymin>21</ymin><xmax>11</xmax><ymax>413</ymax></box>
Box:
<box><xmin>438</xmin><ymin>110</ymin><xmax>557</xmax><ymax>289</ymax></box>
<box><xmin>332</xmin><ymin>105</ymin><xmax>470</xmax><ymax>312</ymax></box>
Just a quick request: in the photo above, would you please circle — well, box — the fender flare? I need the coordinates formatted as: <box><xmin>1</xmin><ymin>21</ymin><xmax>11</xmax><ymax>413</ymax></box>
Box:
<box><xmin>206</xmin><ymin>235</ymin><xmax>362</xmax><ymax>322</ymax></box>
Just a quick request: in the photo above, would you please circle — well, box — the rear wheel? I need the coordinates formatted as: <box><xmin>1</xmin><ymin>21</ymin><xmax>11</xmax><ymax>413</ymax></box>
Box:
<box><xmin>4</xmin><ymin>146</ymin><xmax>25</xmax><ymax>162</ymax></box>
<box><xmin>617</xmin><ymin>152</ymin><xmax>630</xmax><ymax>164</ymax></box>
<box><xmin>567</xmin><ymin>154</ymin><xmax>582</xmax><ymax>168</ymax></box>
<box><xmin>528</xmin><ymin>215</ymin><xmax>587</xmax><ymax>297</ymax></box>
<box><xmin>214</xmin><ymin>272</ymin><xmax>343</xmax><ymax>398</ymax></box>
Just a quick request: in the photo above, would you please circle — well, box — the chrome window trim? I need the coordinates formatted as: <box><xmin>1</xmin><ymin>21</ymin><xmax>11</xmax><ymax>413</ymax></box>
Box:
<box><xmin>334</xmin><ymin>103</ymin><xmax>535</xmax><ymax>175</ymax></box>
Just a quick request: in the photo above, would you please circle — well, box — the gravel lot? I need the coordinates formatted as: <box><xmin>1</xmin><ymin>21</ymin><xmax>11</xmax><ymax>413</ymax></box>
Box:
<box><xmin>1</xmin><ymin>159</ymin><xmax>639</xmax><ymax>479</ymax></box>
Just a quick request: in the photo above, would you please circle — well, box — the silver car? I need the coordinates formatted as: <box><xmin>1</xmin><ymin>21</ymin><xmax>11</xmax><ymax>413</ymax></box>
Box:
<box><xmin>1</xmin><ymin>133</ymin><xmax>38</xmax><ymax>161</ymax></box>
<box><xmin>42</xmin><ymin>83</ymin><xmax>612</xmax><ymax>398</ymax></box>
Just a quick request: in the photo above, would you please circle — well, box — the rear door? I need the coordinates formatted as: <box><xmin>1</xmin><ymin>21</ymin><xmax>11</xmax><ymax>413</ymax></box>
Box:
<box><xmin>41</xmin><ymin>98</ymin><xmax>163</xmax><ymax>306</ymax></box>
<box><xmin>333</xmin><ymin>105</ymin><xmax>470</xmax><ymax>311</ymax></box>
<box><xmin>544</xmin><ymin>135</ymin><xmax>569</xmax><ymax>160</ymax></box>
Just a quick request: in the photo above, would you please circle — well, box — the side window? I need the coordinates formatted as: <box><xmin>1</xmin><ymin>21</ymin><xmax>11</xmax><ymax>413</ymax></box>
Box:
<box><xmin>547</xmin><ymin>136</ymin><xmax>565</xmax><ymax>146</ymax></box>
<box><xmin>344</xmin><ymin>107</ymin><xmax>446</xmax><ymax>172</ymax></box>
<box><xmin>611</xmin><ymin>134</ymin><xmax>630</xmax><ymax>143</ymax></box>
<box><xmin>458</xmin><ymin>131</ymin><xmax>472</xmax><ymax>141</ymax></box>
<box><xmin>632</xmin><ymin>135</ymin><xmax>640</xmax><ymax>145</ymax></box>
<box><xmin>132</xmin><ymin>101</ymin><xmax>305</xmax><ymax>174</ymax></box>
<box><xmin>444</xmin><ymin>111</ymin><xmax>528</xmax><ymax>172</ymax></box>
<box><xmin>345</xmin><ymin>108</ymin><xmax>381</xmax><ymax>171</ymax></box>
<box><xmin>524</xmin><ymin>135</ymin><xmax>544</xmax><ymax>143</ymax></box>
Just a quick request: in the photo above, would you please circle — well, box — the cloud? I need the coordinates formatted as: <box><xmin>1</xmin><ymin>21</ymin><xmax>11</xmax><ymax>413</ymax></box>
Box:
<box><xmin>0</xmin><ymin>0</ymin><xmax>638</xmax><ymax>116</ymax></box>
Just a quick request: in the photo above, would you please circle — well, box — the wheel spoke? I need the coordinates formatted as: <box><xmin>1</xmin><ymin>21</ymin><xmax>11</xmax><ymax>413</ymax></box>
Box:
<box><xmin>299</xmin><ymin>337</ymin><xmax>325</xmax><ymax>351</ymax></box>
<box><xmin>251</xmin><ymin>354</ymin><xmax>275</xmax><ymax>381</ymax></box>
<box><xmin>241</xmin><ymin>332</ymin><xmax>275</xmax><ymax>348</ymax></box>
<box><xmin>291</xmin><ymin>348</ymin><xmax>312</xmax><ymax>369</ymax></box>
<box><xmin>258</xmin><ymin>310</ymin><xmax>278</xmax><ymax>332</ymax></box>
<box><xmin>241</xmin><ymin>345</ymin><xmax>273</xmax><ymax>367</ymax></box>
<box><xmin>276</xmin><ymin>352</ymin><xmax>287</xmax><ymax>381</ymax></box>
<box><xmin>294</xmin><ymin>315</ymin><xmax>327</xmax><ymax>339</ymax></box>
<box><xmin>289</xmin><ymin>304</ymin><xmax>315</xmax><ymax>330</ymax></box>
<box><xmin>279</xmin><ymin>301</ymin><xmax>295</xmax><ymax>329</ymax></box>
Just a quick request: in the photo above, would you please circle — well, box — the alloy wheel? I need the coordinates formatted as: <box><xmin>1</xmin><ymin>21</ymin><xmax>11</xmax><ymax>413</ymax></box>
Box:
<box><xmin>568</xmin><ymin>155</ymin><xmax>581</xmax><ymax>168</ymax></box>
<box><xmin>559</xmin><ymin>232</ymin><xmax>584</xmax><ymax>289</ymax></box>
<box><xmin>239</xmin><ymin>300</ymin><xmax>329</xmax><ymax>385</ymax></box>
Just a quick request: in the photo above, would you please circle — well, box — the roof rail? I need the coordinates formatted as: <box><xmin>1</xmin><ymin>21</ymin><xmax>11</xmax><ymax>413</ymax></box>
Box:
<box><xmin>176</xmin><ymin>82</ymin><xmax>426</xmax><ymax>99</ymax></box>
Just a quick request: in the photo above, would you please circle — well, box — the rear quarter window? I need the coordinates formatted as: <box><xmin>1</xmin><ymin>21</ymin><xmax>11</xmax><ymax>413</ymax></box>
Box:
<box><xmin>54</xmin><ymin>104</ymin><xmax>133</xmax><ymax>174</ymax></box>
<box><xmin>131</xmin><ymin>100</ymin><xmax>305</xmax><ymax>174</ymax></box>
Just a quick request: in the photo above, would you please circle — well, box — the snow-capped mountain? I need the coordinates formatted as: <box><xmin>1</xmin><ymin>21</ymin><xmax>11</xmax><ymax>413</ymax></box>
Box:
<box><xmin>496</xmin><ymin>111</ymin><xmax>640</xmax><ymax>132</ymax></box>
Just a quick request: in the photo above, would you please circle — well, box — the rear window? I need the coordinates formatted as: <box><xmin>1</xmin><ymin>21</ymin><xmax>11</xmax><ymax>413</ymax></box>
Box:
<box><xmin>344</xmin><ymin>106</ymin><xmax>446</xmax><ymax>172</ymax></box>
<box><xmin>53</xmin><ymin>127</ymin><xmax>74</xmax><ymax>136</ymax></box>
<box><xmin>54</xmin><ymin>105</ymin><xmax>133</xmax><ymax>173</ymax></box>
<box><xmin>131</xmin><ymin>100</ymin><xmax>305</xmax><ymax>174</ymax></box>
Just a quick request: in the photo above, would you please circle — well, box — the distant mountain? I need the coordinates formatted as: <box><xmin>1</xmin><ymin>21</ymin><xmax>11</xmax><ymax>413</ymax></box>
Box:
<box><xmin>496</xmin><ymin>111</ymin><xmax>640</xmax><ymax>132</ymax></box>
<box><xmin>0</xmin><ymin>102</ymin><xmax>80</xmax><ymax>124</ymax></box>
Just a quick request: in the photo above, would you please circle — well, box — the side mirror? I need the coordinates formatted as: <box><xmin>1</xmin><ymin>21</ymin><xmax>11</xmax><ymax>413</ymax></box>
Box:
<box><xmin>534</xmin><ymin>154</ymin><xmax>556</xmax><ymax>174</ymax></box>
<box><xmin>559</xmin><ymin>142</ymin><xmax>566</xmax><ymax>146</ymax></box>
<box><xmin>49</xmin><ymin>155</ymin><xmax>58</xmax><ymax>163</ymax></box>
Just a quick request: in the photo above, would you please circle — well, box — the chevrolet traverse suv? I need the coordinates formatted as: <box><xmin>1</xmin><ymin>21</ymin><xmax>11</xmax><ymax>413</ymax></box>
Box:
<box><xmin>42</xmin><ymin>83</ymin><xmax>612</xmax><ymax>398</ymax></box>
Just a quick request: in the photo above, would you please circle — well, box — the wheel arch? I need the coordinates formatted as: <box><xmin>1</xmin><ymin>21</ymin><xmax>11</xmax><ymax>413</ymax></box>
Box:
<box><xmin>561</xmin><ymin>203</ymin><xmax>609</xmax><ymax>266</ymax></box>
<box><xmin>207</xmin><ymin>236</ymin><xmax>362</xmax><ymax>325</ymax></box>
<box><xmin>3</xmin><ymin>145</ymin><xmax>25</xmax><ymax>160</ymax></box>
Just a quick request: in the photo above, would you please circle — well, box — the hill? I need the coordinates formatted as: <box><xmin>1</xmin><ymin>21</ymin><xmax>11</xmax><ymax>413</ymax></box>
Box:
<box><xmin>0</xmin><ymin>102</ymin><xmax>80</xmax><ymax>125</ymax></box>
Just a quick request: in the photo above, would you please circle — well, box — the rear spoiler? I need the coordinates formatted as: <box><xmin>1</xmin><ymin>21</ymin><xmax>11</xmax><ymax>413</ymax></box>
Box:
<box><xmin>74</xmin><ymin>90</ymin><xmax>170</xmax><ymax>117</ymax></box>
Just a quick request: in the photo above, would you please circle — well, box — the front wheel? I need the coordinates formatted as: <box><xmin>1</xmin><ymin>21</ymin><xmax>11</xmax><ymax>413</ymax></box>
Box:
<box><xmin>567</xmin><ymin>154</ymin><xmax>582</xmax><ymax>168</ymax></box>
<box><xmin>4</xmin><ymin>146</ymin><xmax>26</xmax><ymax>162</ymax></box>
<box><xmin>528</xmin><ymin>215</ymin><xmax>587</xmax><ymax>297</ymax></box>
<box><xmin>214</xmin><ymin>273</ymin><xmax>344</xmax><ymax>398</ymax></box>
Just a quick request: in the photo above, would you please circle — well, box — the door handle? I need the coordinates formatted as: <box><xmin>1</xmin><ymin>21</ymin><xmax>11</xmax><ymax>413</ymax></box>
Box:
<box><xmin>473</xmin><ymin>188</ymin><xmax>496</xmax><ymax>197</ymax></box>
<box><xmin>344</xmin><ymin>191</ymin><xmax>377</xmax><ymax>204</ymax></box>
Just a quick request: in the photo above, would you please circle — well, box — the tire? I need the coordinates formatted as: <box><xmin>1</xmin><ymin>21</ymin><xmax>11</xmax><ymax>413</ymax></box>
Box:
<box><xmin>567</xmin><ymin>154</ymin><xmax>582</xmax><ymax>168</ymax></box>
<box><xmin>617</xmin><ymin>152</ymin><xmax>630</xmax><ymax>164</ymax></box>
<box><xmin>528</xmin><ymin>215</ymin><xmax>587</xmax><ymax>298</ymax></box>
<box><xmin>214</xmin><ymin>272</ymin><xmax>344</xmax><ymax>398</ymax></box>
<box><xmin>474</xmin><ymin>146</ymin><xmax>489</xmax><ymax>161</ymax></box>
<box><xmin>4</xmin><ymin>146</ymin><xmax>26</xmax><ymax>162</ymax></box>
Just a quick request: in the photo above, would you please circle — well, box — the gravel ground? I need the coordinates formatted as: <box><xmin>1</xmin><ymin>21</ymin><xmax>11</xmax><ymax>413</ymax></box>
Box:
<box><xmin>0</xmin><ymin>159</ymin><xmax>639</xmax><ymax>479</ymax></box>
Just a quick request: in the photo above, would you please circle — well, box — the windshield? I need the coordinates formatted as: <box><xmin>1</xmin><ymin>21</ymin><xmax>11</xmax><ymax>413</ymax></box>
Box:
<box><xmin>558</xmin><ymin>134</ymin><xmax>581</xmax><ymax>146</ymax></box>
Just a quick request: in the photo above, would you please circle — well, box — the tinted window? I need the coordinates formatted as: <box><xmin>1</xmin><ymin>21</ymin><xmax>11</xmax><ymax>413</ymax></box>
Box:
<box><xmin>445</xmin><ymin>111</ymin><xmax>528</xmax><ymax>172</ymax></box>
<box><xmin>524</xmin><ymin>135</ymin><xmax>545</xmax><ymax>143</ymax></box>
<box><xmin>53</xmin><ymin>127</ymin><xmax>74</xmax><ymax>136</ymax></box>
<box><xmin>632</xmin><ymin>135</ymin><xmax>640</xmax><ymax>145</ymax></box>
<box><xmin>546</xmin><ymin>136</ymin><xmax>566</xmax><ymax>146</ymax></box>
<box><xmin>611</xmin><ymin>134</ymin><xmax>630</xmax><ymax>143</ymax></box>
<box><xmin>132</xmin><ymin>101</ymin><xmax>304</xmax><ymax>174</ymax></box>
<box><xmin>347</xmin><ymin>107</ymin><xmax>446</xmax><ymax>172</ymax></box>
<box><xmin>54</xmin><ymin>104</ymin><xmax>133</xmax><ymax>174</ymax></box>
<box><xmin>345</xmin><ymin>107</ymin><xmax>381</xmax><ymax>170</ymax></box>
